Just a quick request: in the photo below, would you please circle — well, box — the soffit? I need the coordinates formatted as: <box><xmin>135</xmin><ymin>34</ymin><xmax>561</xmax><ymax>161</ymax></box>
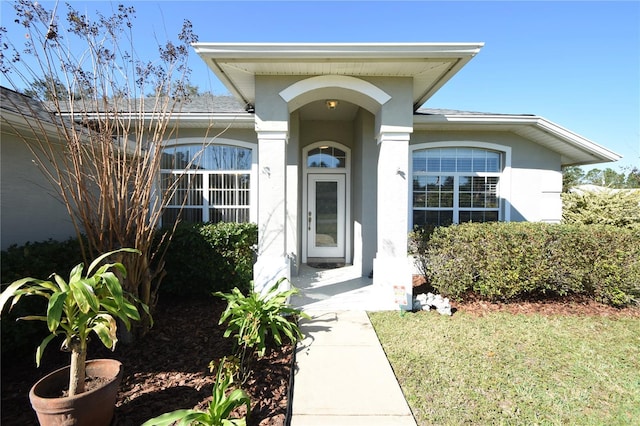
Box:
<box><xmin>192</xmin><ymin>43</ymin><xmax>484</xmax><ymax>110</ymax></box>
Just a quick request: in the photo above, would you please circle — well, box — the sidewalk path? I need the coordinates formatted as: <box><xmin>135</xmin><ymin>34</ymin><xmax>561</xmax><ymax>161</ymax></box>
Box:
<box><xmin>289</xmin><ymin>310</ymin><xmax>416</xmax><ymax>425</ymax></box>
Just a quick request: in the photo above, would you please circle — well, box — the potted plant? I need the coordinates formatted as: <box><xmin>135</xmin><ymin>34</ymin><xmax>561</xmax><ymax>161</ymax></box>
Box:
<box><xmin>0</xmin><ymin>248</ymin><xmax>148</xmax><ymax>426</ymax></box>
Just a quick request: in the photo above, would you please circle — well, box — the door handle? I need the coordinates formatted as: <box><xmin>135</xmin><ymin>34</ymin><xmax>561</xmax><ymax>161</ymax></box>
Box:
<box><xmin>308</xmin><ymin>211</ymin><xmax>312</xmax><ymax>231</ymax></box>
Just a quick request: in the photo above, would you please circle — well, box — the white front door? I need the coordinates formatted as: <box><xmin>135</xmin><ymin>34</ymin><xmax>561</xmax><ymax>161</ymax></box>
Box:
<box><xmin>307</xmin><ymin>174</ymin><xmax>345</xmax><ymax>259</ymax></box>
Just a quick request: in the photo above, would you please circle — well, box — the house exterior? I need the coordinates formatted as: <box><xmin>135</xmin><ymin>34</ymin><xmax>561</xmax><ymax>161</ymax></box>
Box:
<box><xmin>1</xmin><ymin>43</ymin><xmax>621</xmax><ymax>306</ymax></box>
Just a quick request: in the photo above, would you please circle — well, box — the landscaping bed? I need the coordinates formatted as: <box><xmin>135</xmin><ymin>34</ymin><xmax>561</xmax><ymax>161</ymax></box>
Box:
<box><xmin>1</xmin><ymin>296</ymin><xmax>292</xmax><ymax>425</ymax></box>
<box><xmin>413</xmin><ymin>277</ymin><xmax>640</xmax><ymax>318</ymax></box>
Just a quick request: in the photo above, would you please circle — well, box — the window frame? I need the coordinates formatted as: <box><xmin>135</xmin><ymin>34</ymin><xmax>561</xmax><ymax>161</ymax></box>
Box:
<box><xmin>409</xmin><ymin>142</ymin><xmax>511</xmax><ymax>228</ymax></box>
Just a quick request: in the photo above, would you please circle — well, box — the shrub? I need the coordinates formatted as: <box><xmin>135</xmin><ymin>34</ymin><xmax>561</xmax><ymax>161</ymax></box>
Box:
<box><xmin>156</xmin><ymin>223</ymin><xmax>217</xmax><ymax>298</ymax></box>
<box><xmin>1</xmin><ymin>238</ymin><xmax>84</xmax><ymax>283</ymax></box>
<box><xmin>158</xmin><ymin>222</ymin><xmax>258</xmax><ymax>298</ymax></box>
<box><xmin>408</xmin><ymin>225</ymin><xmax>436</xmax><ymax>290</ymax></box>
<box><xmin>200</xmin><ymin>222</ymin><xmax>257</xmax><ymax>295</ymax></box>
<box><xmin>418</xmin><ymin>222</ymin><xmax>639</xmax><ymax>307</ymax></box>
<box><xmin>562</xmin><ymin>189</ymin><xmax>640</xmax><ymax>229</ymax></box>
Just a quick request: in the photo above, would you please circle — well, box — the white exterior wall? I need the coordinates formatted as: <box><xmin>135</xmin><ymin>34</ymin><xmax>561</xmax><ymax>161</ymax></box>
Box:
<box><xmin>1</xmin><ymin>132</ymin><xmax>76</xmax><ymax>249</ymax></box>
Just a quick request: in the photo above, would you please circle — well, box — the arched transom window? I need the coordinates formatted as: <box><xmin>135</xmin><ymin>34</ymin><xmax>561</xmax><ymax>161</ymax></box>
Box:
<box><xmin>160</xmin><ymin>144</ymin><xmax>253</xmax><ymax>224</ymax></box>
<box><xmin>411</xmin><ymin>147</ymin><xmax>503</xmax><ymax>227</ymax></box>
<box><xmin>307</xmin><ymin>146</ymin><xmax>347</xmax><ymax>169</ymax></box>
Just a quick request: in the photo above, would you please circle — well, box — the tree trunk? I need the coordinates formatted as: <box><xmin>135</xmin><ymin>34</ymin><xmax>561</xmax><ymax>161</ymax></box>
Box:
<box><xmin>68</xmin><ymin>339</ymin><xmax>87</xmax><ymax>396</ymax></box>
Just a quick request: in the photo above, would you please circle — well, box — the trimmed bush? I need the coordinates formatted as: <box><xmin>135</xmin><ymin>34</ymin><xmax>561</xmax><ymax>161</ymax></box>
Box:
<box><xmin>156</xmin><ymin>222</ymin><xmax>217</xmax><ymax>298</ymax></box>
<box><xmin>418</xmin><ymin>222</ymin><xmax>639</xmax><ymax>307</ymax></box>
<box><xmin>1</xmin><ymin>238</ymin><xmax>84</xmax><ymax>283</ymax></box>
<box><xmin>199</xmin><ymin>222</ymin><xmax>257</xmax><ymax>295</ymax></box>
<box><xmin>158</xmin><ymin>222</ymin><xmax>257</xmax><ymax>298</ymax></box>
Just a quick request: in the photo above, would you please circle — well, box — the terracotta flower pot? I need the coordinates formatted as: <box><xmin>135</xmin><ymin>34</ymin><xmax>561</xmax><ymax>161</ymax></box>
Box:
<box><xmin>29</xmin><ymin>359</ymin><xmax>123</xmax><ymax>426</ymax></box>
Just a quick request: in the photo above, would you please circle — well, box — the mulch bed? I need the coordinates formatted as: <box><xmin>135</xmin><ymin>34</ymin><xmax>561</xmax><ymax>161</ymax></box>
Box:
<box><xmin>1</xmin><ymin>295</ymin><xmax>292</xmax><ymax>426</ymax></box>
<box><xmin>413</xmin><ymin>275</ymin><xmax>640</xmax><ymax>318</ymax></box>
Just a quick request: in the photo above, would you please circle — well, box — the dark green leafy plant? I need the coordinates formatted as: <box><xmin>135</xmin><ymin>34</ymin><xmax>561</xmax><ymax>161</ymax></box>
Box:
<box><xmin>157</xmin><ymin>222</ymin><xmax>257</xmax><ymax>298</ymax></box>
<box><xmin>142</xmin><ymin>356</ymin><xmax>250</xmax><ymax>426</ymax></box>
<box><xmin>215</xmin><ymin>279</ymin><xmax>309</xmax><ymax>380</ymax></box>
<box><xmin>155</xmin><ymin>223</ymin><xmax>216</xmax><ymax>298</ymax></box>
<box><xmin>0</xmin><ymin>248</ymin><xmax>148</xmax><ymax>396</ymax></box>
<box><xmin>420</xmin><ymin>222</ymin><xmax>639</xmax><ymax>306</ymax></box>
<box><xmin>200</xmin><ymin>222</ymin><xmax>257</xmax><ymax>294</ymax></box>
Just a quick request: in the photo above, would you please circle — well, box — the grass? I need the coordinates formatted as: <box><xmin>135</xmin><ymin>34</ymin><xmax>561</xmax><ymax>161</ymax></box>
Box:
<box><xmin>369</xmin><ymin>310</ymin><xmax>640</xmax><ymax>425</ymax></box>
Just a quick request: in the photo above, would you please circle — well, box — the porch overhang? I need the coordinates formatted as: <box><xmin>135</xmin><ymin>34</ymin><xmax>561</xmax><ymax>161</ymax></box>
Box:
<box><xmin>192</xmin><ymin>42</ymin><xmax>484</xmax><ymax>111</ymax></box>
<box><xmin>413</xmin><ymin>112</ymin><xmax>622</xmax><ymax>166</ymax></box>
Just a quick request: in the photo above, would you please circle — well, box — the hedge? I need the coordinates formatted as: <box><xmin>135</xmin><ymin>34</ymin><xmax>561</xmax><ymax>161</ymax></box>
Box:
<box><xmin>157</xmin><ymin>222</ymin><xmax>257</xmax><ymax>298</ymax></box>
<box><xmin>415</xmin><ymin>222</ymin><xmax>640</xmax><ymax>307</ymax></box>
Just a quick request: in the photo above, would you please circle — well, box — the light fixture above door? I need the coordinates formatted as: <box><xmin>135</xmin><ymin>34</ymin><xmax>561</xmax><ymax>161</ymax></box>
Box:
<box><xmin>326</xmin><ymin>100</ymin><xmax>338</xmax><ymax>110</ymax></box>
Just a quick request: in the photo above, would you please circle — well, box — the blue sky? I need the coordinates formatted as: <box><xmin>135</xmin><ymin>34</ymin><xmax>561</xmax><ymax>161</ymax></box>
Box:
<box><xmin>2</xmin><ymin>1</ymin><xmax>638</xmax><ymax>171</ymax></box>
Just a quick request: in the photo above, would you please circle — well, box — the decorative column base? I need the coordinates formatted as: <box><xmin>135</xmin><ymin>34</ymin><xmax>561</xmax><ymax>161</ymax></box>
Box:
<box><xmin>372</xmin><ymin>255</ymin><xmax>412</xmax><ymax>310</ymax></box>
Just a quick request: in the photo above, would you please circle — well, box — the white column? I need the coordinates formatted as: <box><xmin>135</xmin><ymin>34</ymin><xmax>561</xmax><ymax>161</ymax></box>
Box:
<box><xmin>253</xmin><ymin>125</ymin><xmax>291</xmax><ymax>295</ymax></box>
<box><xmin>372</xmin><ymin>131</ymin><xmax>412</xmax><ymax>309</ymax></box>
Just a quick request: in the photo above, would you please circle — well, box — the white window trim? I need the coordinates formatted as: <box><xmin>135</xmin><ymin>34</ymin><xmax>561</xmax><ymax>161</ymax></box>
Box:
<box><xmin>158</xmin><ymin>137</ymin><xmax>258</xmax><ymax>224</ymax></box>
<box><xmin>409</xmin><ymin>141</ymin><xmax>512</xmax><ymax>227</ymax></box>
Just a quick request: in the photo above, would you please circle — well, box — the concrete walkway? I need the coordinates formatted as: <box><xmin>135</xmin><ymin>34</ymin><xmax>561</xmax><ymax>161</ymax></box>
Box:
<box><xmin>289</xmin><ymin>265</ymin><xmax>416</xmax><ymax>425</ymax></box>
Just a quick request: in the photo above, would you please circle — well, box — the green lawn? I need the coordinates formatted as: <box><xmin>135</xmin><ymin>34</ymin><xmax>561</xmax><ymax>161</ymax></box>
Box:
<box><xmin>369</xmin><ymin>310</ymin><xmax>640</xmax><ymax>425</ymax></box>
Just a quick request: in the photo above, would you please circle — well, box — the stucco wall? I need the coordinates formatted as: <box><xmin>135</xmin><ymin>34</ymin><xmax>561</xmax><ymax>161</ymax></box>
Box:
<box><xmin>352</xmin><ymin>110</ymin><xmax>378</xmax><ymax>275</ymax></box>
<box><xmin>1</xmin><ymin>132</ymin><xmax>77</xmax><ymax>249</ymax></box>
<box><xmin>299</xmin><ymin>120</ymin><xmax>355</xmax><ymax>151</ymax></box>
<box><xmin>410</xmin><ymin>130</ymin><xmax>563</xmax><ymax>223</ymax></box>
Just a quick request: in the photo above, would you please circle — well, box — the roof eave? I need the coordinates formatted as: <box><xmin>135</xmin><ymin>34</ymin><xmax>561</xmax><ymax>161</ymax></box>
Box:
<box><xmin>413</xmin><ymin>113</ymin><xmax>622</xmax><ymax>165</ymax></box>
<box><xmin>192</xmin><ymin>42</ymin><xmax>484</xmax><ymax>108</ymax></box>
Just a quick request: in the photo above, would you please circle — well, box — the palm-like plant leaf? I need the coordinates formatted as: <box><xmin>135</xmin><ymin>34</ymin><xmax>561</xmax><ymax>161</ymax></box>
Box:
<box><xmin>46</xmin><ymin>291</ymin><xmax>67</xmax><ymax>332</ymax></box>
<box><xmin>101</xmin><ymin>271</ymin><xmax>124</xmax><ymax>306</ymax></box>
<box><xmin>70</xmin><ymin>278</ymin><xmax>99</xmax><ymax>313</ymax></box>
<box><xmin>91</xmin><ymin>314</ymin><xmax>118</xmax><ymax>349</ymax></box>
<box><xmin>35</xmin><ymin>333</ymin><xmax>57</xmax><ymax>367</ymax></box>
<box><xmin>140</xmin><ymin>409</ymin><xmax>203</xmax><ymax>426</ymax></box>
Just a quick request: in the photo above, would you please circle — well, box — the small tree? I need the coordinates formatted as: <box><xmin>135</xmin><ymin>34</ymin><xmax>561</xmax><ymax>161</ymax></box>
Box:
<box><xmin>0</xmin><ymin>1</ymin><xmax>204</xmax><ymax>331</ymax></box>
<box><xmin>623</xmin><ymin>166</ymin><xmax>640</xmax><ymax>188</ymax></box>
<box><xmin>561</xmin><ymin>165</ymin><xmax>585</xmax><ymax>192</ymax></box>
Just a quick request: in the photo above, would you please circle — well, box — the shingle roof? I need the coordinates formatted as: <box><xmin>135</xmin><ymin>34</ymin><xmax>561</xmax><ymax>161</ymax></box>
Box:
<box><xmin>416</xmin><ymin>107</ymin><xmax>536</xmax><ymax>117</ymax></box>
<box><xmin>182</xmin><ymin>94</ymin><xmax>248</xmax><ymax>113</ymax></box>
<box><xmin>0</xmin><ymin>86</ymin><xmax>60</xmax><ymax>123</ymax></box>
<box><xmin>50</xmin><ymin>93</ymin><xmax>249</xmax><ymax>114</ymax></box>
<box><xmin>2</xmin><ymin>87</ymin><xmax>521</xmax><ymax>118</ymax></box>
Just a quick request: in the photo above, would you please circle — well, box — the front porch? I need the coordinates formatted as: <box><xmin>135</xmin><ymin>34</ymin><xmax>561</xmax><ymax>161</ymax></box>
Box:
<box><xmin>290</xmin><ymin>264</ymin><xmax>405</xmax><ymax>311</ymax></box>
